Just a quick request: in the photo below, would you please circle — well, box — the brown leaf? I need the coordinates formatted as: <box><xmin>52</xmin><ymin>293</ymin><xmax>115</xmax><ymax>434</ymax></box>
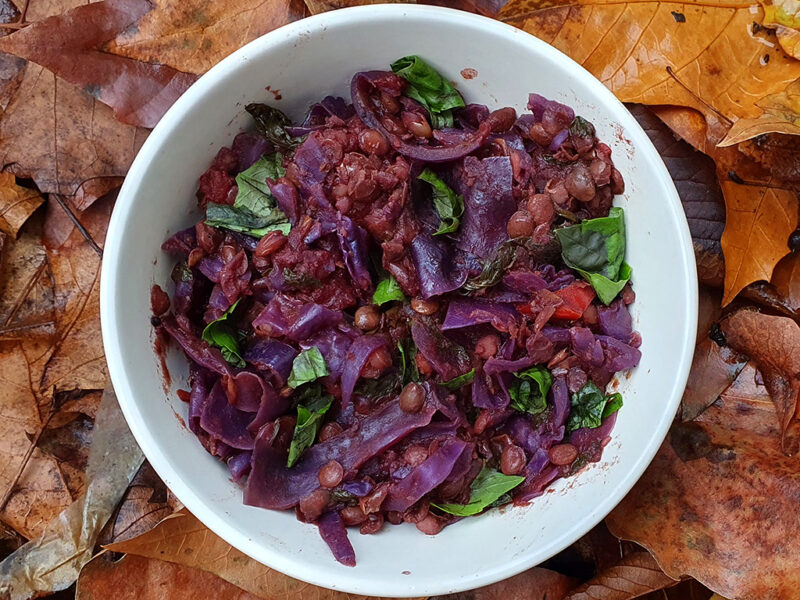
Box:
<box><xmin>106</xmin><ymin>511</ymin><xmax>420</xmax><ymax>600</ymax></box>
<box><xmin>423</xmin><ymin>0</ymin><xmax>509</xmax><ymax>17</ymax></box>
<box><xmin>722</xmin><ymin>80</ymin><xmax>800</xmax><ymax>146</ymax></box>
<box><xmin>498</xmin><ymin>0</ymin><xmax>800</xmax><ymax>145</ymax></box>
<box><xmin>305</xmin><ymin>0</ymin><xmax>411</xmax><ymax>15</ymax></box>
<box><xmin>106</xmin><ymin>0</ymin><xmax>309</xmax><ymax>75</ymax></box>
<box><xmin>0</xmin><ymin>172</ymin><xmax>44</xmax><ymax>238</ymax></box>
<box><xmin>564</xmin><ymin>552</ymin><xmax>677</xmax><ymax>600</ymax></box>
<box><xmin>40</xmin><ymin>195</ymin><xmax>112</xmax><ymax>393</ymax></box>
<box><xmin>720</xmin><ymin>309</ymin><xmax>800</xmax><ymax>453</ymax></box>
<box><xmin>435</xmin><ymin>567</ymin><xmax>576</xmax><ymax>600</ymax></box>
<box><xmin>0</xmin><ymin>58</ymin><xmax>148</xmax><ymax>205</ymax></box>
<box><xmin>627</xmin><ymin>104</ymin><xmax>725</xmax><ymax>264</ymax></box>
<box><xmin>650</xmin><ymin>105</ymin><xmax>798</xmax><ymax>304</ymax></box>
<box><xmin>681</xmin><ymin>338</ymin><xmax>746</xmax><ymax>422</ymax></box>
<box><xmin>99</xmin><ymin>462</ymin><xmax>179</xmax><ymax>545</ymax></box>
<box><xmin>606</xmin><ymin>387</ymin><xmax>799</xmax><ymax>600</ymax></box>
<box><xmin>0</xmin><ymin>0</ymin><xmax>197</xmax><ymax>128</ymax></box>
<box><xmin>738</xmin><ymin>134</ymin><xmax>800</xmax><ymax>186</ymax></box>
<box><xmin>76</xmin><ymin>553</ymin><xmax>263</xmax><ymax>600</ymax></box>
<box><xmin>771</xmin><ymin>251</ymin><xmax>800</xmax><ymax>310</ymax></box>
<box><xmin>0</xmin><ymin>221</ymin><xmax>73</xmax><ymax>539</ymax></box>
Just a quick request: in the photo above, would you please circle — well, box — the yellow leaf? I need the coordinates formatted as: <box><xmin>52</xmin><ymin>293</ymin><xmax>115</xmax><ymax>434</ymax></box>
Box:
<box><xmin>719</xmin><ymin>181</ymin><xmax>797</xmax><ymax>305</ymax></box>
<box><xmin>0</xmin><ymin>172</ymin><xmax>44</xmax><ymax>238</ymax></box>
<box><xmin>721</xmin><ymin>80</ymin><xmax>800</xmax><ymax>145</ymax></box>
<box><xmin>498</xmin><ymin>0</ymin><xmax>800</xmax><ymax>143</ymax></box>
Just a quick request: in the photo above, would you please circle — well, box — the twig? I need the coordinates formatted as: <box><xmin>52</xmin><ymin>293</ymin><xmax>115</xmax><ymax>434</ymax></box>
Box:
<box><xmin>665</xmin><ymin>65</ymin><xmax>733</xmax><ymax>126</ymax></box>
<box><xmin>0</xmin><ymin>0</ymin><xmax>30</xmax><ymax>30</ymax></box>
<box><xmin>51</xmin><ymin>195</ymin><xmax>103</xmax><ymax>258</ymax></box>
<box><xmin>0</xmin><ymin>320</ymin><xmax>56</xmax><ymax>336</ymax></box>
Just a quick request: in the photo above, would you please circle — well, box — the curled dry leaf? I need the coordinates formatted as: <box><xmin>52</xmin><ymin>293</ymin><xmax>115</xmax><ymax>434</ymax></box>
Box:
<box><xmin>76</xmin><ymin>554</ymin><xmax>262</xmax><ymax>600</ymax></box>
<box><xmin>723</xmin><ymin>81</ymin><xmax>800</xmax><ymax>146</ymax></box>
<box><xmin>607</xmin><ymin>379</ymin><xmax>800</xmax><ymax>600</ymax></box>
<box><xmin>106</xmin><ymin>511</ymin><xmax>422</xmax><ymax>600</ymax></box>
<box><xmin>0</xmin><ymin>0</ymin><xmax>197</xmax><ymax>129</ymax></box>
<box><xmin>498</xmin><ymin>0</ymin><xmax>800</xmax><ymax>145</ymax></box>
<box><xmin>0</xmin><ymin>172</ymin><xmax>44</xmax><ymax>238</ymax></box>
<box><xmin>771</xmin><ymin>251</ymin><xmax>800</xmax><ymax>310</ymax></box>
<box><xmin>564</xmin><ymin>552</ymin><xmax>677</xmax><ymax>600</ymax></box>
<box><xmin>106</xmin><ymin>0</ymin><xmax>308</xmax><ymax>75</ymax></box>
<box><xmin>720</xmin><ymin>309</ymin><xmax>800</xmax><ymax>453</ymax></box>
<box><xmin>435</xmin><ymin>567</ymin><xmax>576</xmax><ymax>600</ymax></box>
<box><xmin>99</xmin><ymin>462</ymin><xmax>180</xmax><ymax>545</ymax></box>
<box><xmin>0</xmin><ymin>387</ymin><xmax>143</xmax><ymax>600</ymax></box>
<box><xmin>681</xmin><ymin>338</ymin><xmax>746</xmax><ymax>422</ymax></box>
<box><xmin>40</xmin><ymin>195</ymin><xmax>112</xmax><ymax>393</ymax></box>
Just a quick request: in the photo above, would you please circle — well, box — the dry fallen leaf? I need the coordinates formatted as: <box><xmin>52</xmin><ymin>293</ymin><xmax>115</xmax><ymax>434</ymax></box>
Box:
<box><xmin>0</xmin><ymin>387</ymin><xmax>143</xmax><ymax>600</ymax></box>
<box><xmin>106</xmin><ymin>0</ymin><xmax>308</xmax><ymax>75</ymax></box>
<box><xmin>106</xmin><ymin>510</ymin><xmax>419</xmax><ymax>600</ymax></box>
<box><xmin>722</xmin><ymin>81</ymin><xmax>800</xmax><ymax>146</ymax></box>
<box><xmin>0</xmin><ymin>172</ymin><xmax>44</xmax><ymax>238</ymax></box>
<box><xmin>0</xmin><ymin>0</ymin><xmax>197</xmax><ymax>129</ymax></box>
<box><xmin>99</xmin><ymin>462</ymin><xmax>180</xmax><ymax>545</ymax></box>
<box><xmin>435</xmin><ymin>567</ymin><xmax>576</xmax><ymax>600</ymax></box>
<box><xmin>771</xmin><ymin>251</ymin><xmax>800</xmax><ymax>310</ymax></box>
<box><xmin>76</xmin><ymin>553</ymin><xmax>262</xmax><ymax>600</ymax></box>
<box><xmin>305</xmin><ymin>0</ymin><xmax>410</xmax><ymax>15</ymax></box>
<box><xmin>498</xmin><ymin>0</ymin><xmax>800</xmax><ymax>145</ymax></box>
<box><xmin>681</xmin><ymin>338</ymin><xmax>746</xmax><ymax>422</ymax></box>
<box><xmin>759</xmin><ymin>0</ymin><xmax>800</xmax><ymax>58</ymax></box>
<box><xmin>720</xmin><ymin>309</ymin><xmax>800</xmax><ymax>453</ymax></box>
<box><xmin>649</xmin><ymin>105</ymin><xmax>799</xmax><ymax>304</ymax></box>
<box><xmin>564</xmin><ymin>552</ymin><xmax>677</xmax><ymax>600</ymax></box>
<box><xmin>40</xmin><ymin>195</ymin><xmax>112</xmax><ymax>393</ymax></box>
<box><xmin>606</xmin><ymin>375</ymin><xmax>800</xmax><ymax>600</ymax></box>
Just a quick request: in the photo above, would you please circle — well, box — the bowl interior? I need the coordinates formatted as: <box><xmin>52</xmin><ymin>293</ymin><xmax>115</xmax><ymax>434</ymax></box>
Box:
<box><xmin>101</xmin><ymin>6</ymin><xmax>697</xmax><ymax>597</ymax></box>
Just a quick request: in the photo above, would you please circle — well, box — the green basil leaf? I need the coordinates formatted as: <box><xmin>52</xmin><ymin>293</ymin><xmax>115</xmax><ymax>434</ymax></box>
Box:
<box><xmin>418</xmin><ymin>168</ymin><xmax>464</xmax><ymax>236</ymax></box>
<box><xmin>555</xmin><ymin>207</ymin><xmax>631</xmax><ymax>304</ymax></box>
<box><xmin>205</xmin><ymin>203</ymin><xmax>290</xmax><ymax>237</ymax></box>
<box><xmin>373</xmin><ymin>276</ymin><xmax>406</xmax><ymax>305</ymax></box>
<box><xmin>440</xmin><ymin>369</ymin><xmax>475</xmax><ymax>390</ymax></box>
<box><xmin>288</xmin><ymin>347</ymin><xmax>330</xmax><ymax>389</ymax></box>
<box><xmin>390</xmin><ymin>55</ymin><xmax>465</xmax><ymax>130</ymax></box>
<box><xmin>398</xmin><ymin>340</ymin><xmax>420</xmax><ymax>385</ymax></box>
<box><xmin>602</xmin><ymin>392</ymin><xmax>623</xmax><ymax>418</ymax></box>
<box><xmin>566</xmin><ymin>381</ymin><xmax>623</xmax><ymax>432</ymax></box>
<box><xmin>354</xmin><ymin>372</ymin><xmax>401</xmax><ymax>401</ymax></box>
<box><xmin>246</xmin><ymin>103</ymin><xmax>302</xmax><ymax>149</ymax></box>
<box><xmin>287</xmin><ymin>391</ymin><xmax>333</xmax><ymax>467</ymax></box>
<box><xmin>569</xmin><ymin>115</ymin><xmax>596</xmax><ymax>138</ymax></box>
<box><xmin>509</xmin><ymin>366</ymin><xmax>552</xmax><ymax>414</ymax></box>
<box><xmin>234</xmin><ymin>153</ymin><xmax>285</xmax><ymax>215</ymax></box>
<box><xmin>432</xmin><ymin>466</ymin><xmax>524</xmax><ymax>516</ymax></box>
<box><xmin>463</xmin><ymin>239</ymin><xmax>519</xmax><ymax>291</ymax></box>
<box><xmin>201</xmin><ymin>299</ymin><xmax>245</xmax><ymax>368</ymax></box>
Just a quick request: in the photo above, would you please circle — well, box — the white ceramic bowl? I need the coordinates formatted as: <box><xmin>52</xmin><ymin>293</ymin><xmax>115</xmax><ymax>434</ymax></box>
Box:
<box><xmin>101</xmin><ymin>5</ymin><xmax>697</xmax><ymax>597</ymax></box>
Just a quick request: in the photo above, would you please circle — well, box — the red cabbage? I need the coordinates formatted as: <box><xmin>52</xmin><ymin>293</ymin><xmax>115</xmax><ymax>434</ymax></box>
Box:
<box><xmin>597</xmin><ymin>300</ymin><xmax>634</xmax><ymax>344</ymax></box>
<box><xmin>570</xmin><ymin>327</ymin><xmax>605</xmax><ymax>367</ymax></box>
<box><xmin>188</xmin><ymin>369</ymin><xmax>215</xmax><ymax>435</ymax></box>
<box><xmin>597</xmin><ymin>335</ymin><xmax>642</xmax><ymax>372</ymax></box>
<box><xmin>227</xmin><ymin>451</ymin><xmax>252</xmax><ymax>482</ymax></box>
<box><xmin>160</xmin><ymin>315</ymin><xmax>232</xmax><ymax>376</ymax></box>
<box><xmin>318</xmin><ymin>511</ymin><xmax>356</xmax><ymax>567</ymax></box>
<box><xmin>442</xmin><ymin>299</ymin><xmax>518</xmax><ymax>332</ymax></box>
<box><xmin>245</xmin><ymin>381</ymin><xmax>289</xmax><ymax>435</ymax></box>
<box><xmin>411</xmin><ymin>318</ymin><xmax>471</xmax><ymax>381</ymax></box>
<box><xmin>340</xmin><ymin>334</ymin><xmax>390</xmax><ymax>408</ymax></box>
<box><xmin>199</xmin><ymin>381</ymin><xmax>254</xmax><ymax>450</ymax></box>
<box><xmin>337</xmin><ymin>215</ymin><xmax>373</xmax><ymax>291</ymax></box>
<box><xmin>287</xmin><ymin>303</ymin><xmax>344</xmax><ymax>342</ymax></box>
<box><xmin>231</xmin><ymin>132</ymin><xmax>272</xmax><ymax>172</ymax></box>
<box><xmin>244</xmin><ymin>399</ymin><xmax>435</xmax><ymax>510</ymax></box>
<box><xmin>454</xmin><ymin>156</ymin><xmax>515</xmax><ymax>260</ymax></box>
<box><xmin>384</xmin><ymin>438</ymin><xmax>469</xmax><ymax>512</ymax></box>
<box><xmin>472</xmin><ymin>369</ymin><xmax>508</xmax><ymax>411</ymax></box>
<box><xmin>424</xmin><ymin>382</ymin><xmax>468</xmax><ymax>426</ymax></box>
<box><xmin>286</xmin><ymin>96</ymin><xmax>354</xmax><ymax>137</ymax></box>
<box><xmin>268</xmin><ymin>179</ymin><xmax>300</xmax><ymax>225</ymax></box>
<box><xmin>410</xmin><ymin>233</ymin><xmax>468</xmax><ymax>299</ymax></box>
<box><xmin>301</xmin><ymin>327</ymin><xmax>357</xmax><ymax>383</ymax></box>
<box><xmin>342</xmin><ymin>480</ymin><xmax>373</xmax><ymax>497</ymax></box>
<box><xmin>225</xmin><ymin>371</ymin><xmax>267</xmax><ymax>412</ymax></box>
<box><xmin>569</xmin><ymin>412</ymin><xmax>618</xmax><ymax>463</ymax></box>
<box><xmin>242</xmin><ymin>339</ymin><xmax>297</xmax><ymax>385</ymax></box>
<box><xmin>161</xmin><ymin>227</ymin><xmax>196</xmax><ymax>257</ymax></box>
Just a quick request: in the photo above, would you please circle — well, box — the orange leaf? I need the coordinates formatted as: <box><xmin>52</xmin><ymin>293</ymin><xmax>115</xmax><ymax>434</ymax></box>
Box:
<box><xmin>105</xmin><ymin>510</ymin><xmax>421</xmax><ymax>600</ymax></box>
<box><xmin>719</xmin><ymin>182</ymin><xmax>797</xmax><ymax>305</ymax></box>
<box><xmin>106</xmin><ymin>0</ymin><xmax>309</xmax><ymax>75</ymax></box>
<box><xmin>498</xmin><ymin>0</ymin><xmax>800</xmax><ymax>144</ymax></box>
<box><xmin>771</xmin><ymin>251</ymin><xmax>800</xmax><ymax>310</ymax></box>
<box><xmin>0</xmin><ymin>171</ymin><xmax>44</xmax><ymax>239</ymax></box>
<box><xmin>304</xmin><ymin>0</ymin><xmax>412</xmax><ymax>15</ymax></box>
<box><xmin>77</xmin><ymin>554</ymin><xmax>262</xmax><ymax>600</ymax></box>
<box><xmin>722</xmin><ymin>81</ymin><xmax>800</xmax><ymax>146</ymax></box>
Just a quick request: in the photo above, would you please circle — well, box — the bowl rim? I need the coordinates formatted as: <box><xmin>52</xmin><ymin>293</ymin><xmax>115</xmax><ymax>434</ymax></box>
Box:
<box><xmin>100</xmin><ymin>4</ymin><xmax>698</xmax><ymax>596</ymax></box>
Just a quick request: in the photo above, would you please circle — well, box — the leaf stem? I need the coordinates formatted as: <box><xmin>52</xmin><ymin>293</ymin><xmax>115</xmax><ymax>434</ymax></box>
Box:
<box><xmin>52</xmin><ymin>195</ymin><xmax>103</xmax><ymax>258</ymax></box>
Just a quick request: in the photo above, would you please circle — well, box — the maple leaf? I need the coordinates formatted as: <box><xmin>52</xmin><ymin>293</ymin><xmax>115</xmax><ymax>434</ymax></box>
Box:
<box><xmin>498</xmin><ymin>0</ymin><xmax>800</xmax><ymax>145</ymax></box>
<box><xmin>105</xmin><ymin>0</ymin><xmax>309</xmax><ymax>75</ymax></box>
<box><xmin>76</xmin><ymin>554</ymin><xmax>263</xmax><ymax>600</ymax></box>
<box><xmin>0</xmin><ymin>0</ymin><xmax>197</xmax><ymax>129</ymax></box>
<box><xmin>606</xmin><ymin>377</ymin><xmax>800</xmax><ymax>600</ymax></box>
